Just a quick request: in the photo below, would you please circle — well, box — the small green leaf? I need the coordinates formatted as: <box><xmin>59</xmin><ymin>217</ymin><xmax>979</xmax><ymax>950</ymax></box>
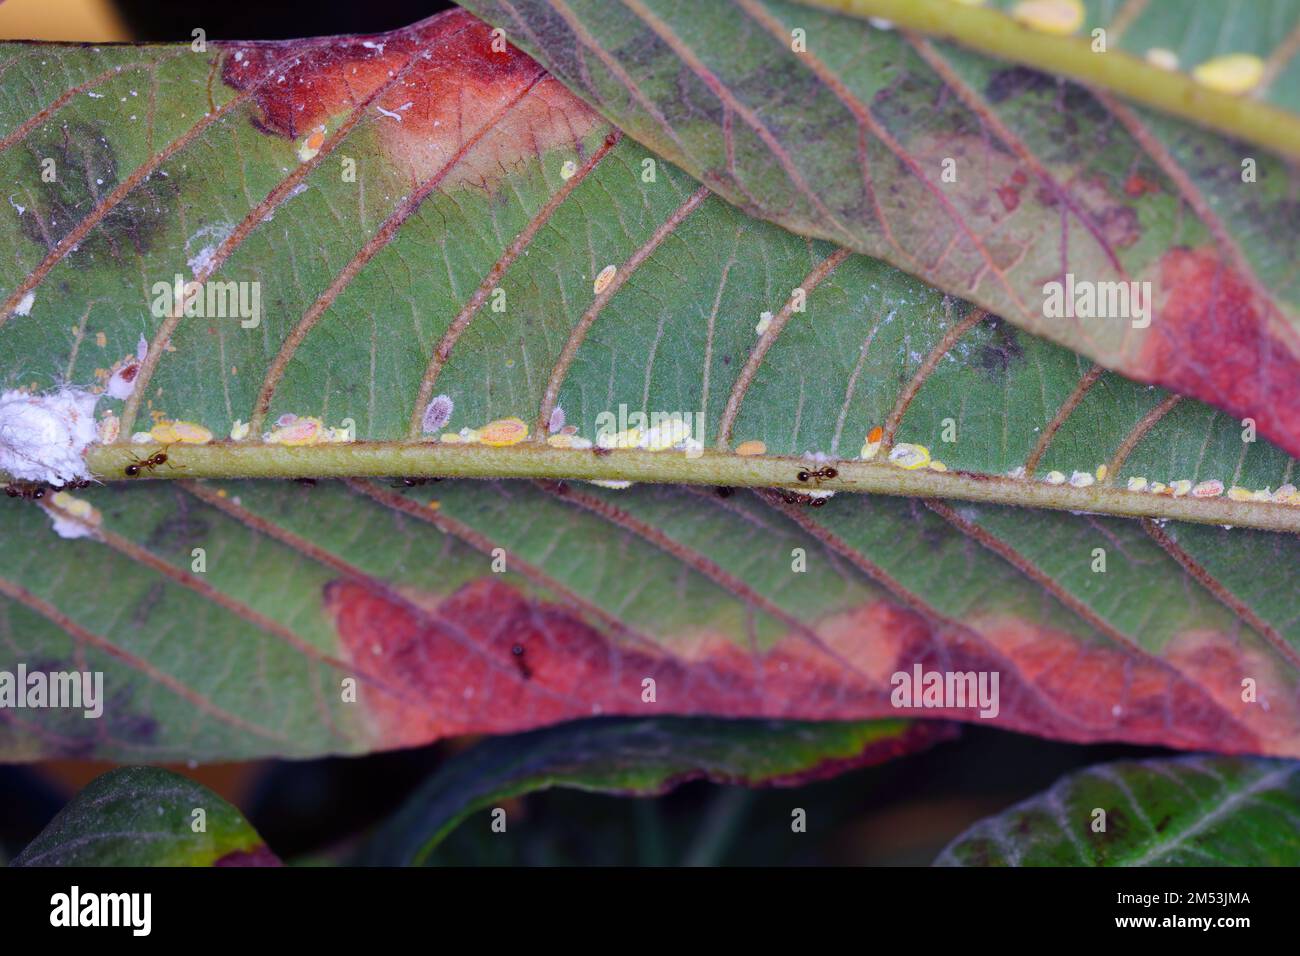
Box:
<box><xmin>935</xmin><ymin>754</ymin><xmax>1300</xmax><ymax>866</ymax></box>
<box><xmin>12</xmin><ymin>766</ymin><xmax>276</xmax><ymax>866</ymax></box>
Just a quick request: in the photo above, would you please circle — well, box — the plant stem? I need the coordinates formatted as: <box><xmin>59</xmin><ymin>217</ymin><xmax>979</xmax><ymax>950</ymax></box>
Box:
<box><xmin>69</xmin><ymin>441</ymin><xmax>1300</xmax><ymax>533</ymax></box>
<box><xmin>798</xmin><ymin>0</ymin><xmax>1300</xmax><ymax>159</ymax></box>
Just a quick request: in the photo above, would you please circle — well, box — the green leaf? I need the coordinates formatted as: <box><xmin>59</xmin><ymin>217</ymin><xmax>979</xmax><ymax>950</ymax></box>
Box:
<box><xmin>935</xmin><ymin>753</ymin><xmax>1300</xmax><ymax>866</ymax></box>
<box><xmin>11</xmin><ymin>766</ymin><xmax>276</xmax><ymax>866</ymax></box>
<box><xmin>461</xmin><ymin>0</ymin><xmax>1300</xmax><ymax>462</ymax></box>
<box><xmin>0</xmin><ymin>10</ymin><xmax>1295</xmax><ymax>527</ymax></box>
<box><xmin>4</xmin><ymin>476</ymin><xmax>1299</xmax><ymax>761</ymax></box>
<box><xmin>0</xmin><ymin>12</ymin><xmax>1298</xmax><ymax>765</ymax></box>
<box><xmin>358</xmin><ymin>715</ymin><xmax>942</xmax><ymax>864</ymax></box>
<box><xmin>792</xmin><ymin>0</ymin><xmax>1300</xmax><ymax>157</ymax></box>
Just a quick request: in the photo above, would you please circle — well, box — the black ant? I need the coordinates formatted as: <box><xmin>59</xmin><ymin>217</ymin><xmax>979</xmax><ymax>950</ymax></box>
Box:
<box><xmin>390</xmin><ymin>477</ymin><xmax>442</xmax><ymax>488</ymax></box>
<box><xmin>797</xmin><ymin>465</ymin><xmax>838</xmax><ymax>484</ymax></box>
<box><xmin>781</xmin><ymin>490</ymin><xmax>828</xmax><ymax>508</ymax></box>
<box><xmin>715</xmin><ymin>486</ymin><xmax>734</xmax><ymax>498</ymax></box>
<box><xmin>510</xmin><ymin>643</ymin><xmax>533</xmax><ymax>680</ymax></box>
<box><xmin>5</xmin><ymin>477</ymin><xmax>96</xmax><ymax>499</ymax></box>
<box><xmin>123</xmin><ymin>448</ymin><xmax>176</xmax><ymax>477</ymax></box>
<box><xmin>5</xmin><ymin>481</ymin><xmax>48</xmax><ymax>500</ymax></box>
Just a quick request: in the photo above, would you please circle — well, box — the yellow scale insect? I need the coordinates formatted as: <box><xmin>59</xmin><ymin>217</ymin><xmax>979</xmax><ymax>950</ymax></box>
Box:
<box><xmin>859</xmin><ymin>426</ymin><xmax>883</xmax><ymax>461</ymax></box>
<box><xmin>1192</xmin><ymin>54</ymin><xmax>1265</xmax><ymax>95</ymax></box>
<box><xmin>266</xmin><ymin>416</ymin><xmax>327</xmax><ymax>446</ymax></box>
<box><xmin>593</xmin><ymin>265</ymin><xmax>617</xmax><ymax>296</ymax></box>
<box><xmin>150</xmin><ymin>419</ymin><xmax>213</xmax><ymax>445</ymax></box>
<box><xmin>297</xmin><ymin>125</ymin><xmax>327</xmax><ymax>163</ymax></box>
<box><xmin>477</xmin><ymin>417</ymin><xmax>529</xmax><ymax>447</ymax></box>
<box><xmin>1011</xmin><ymin>0</ymin><xmax>1084</xmax><ymax>36</ymax></box>
<box><xmin>887</xmin><ymin>443</ymin><xmax>930</xmax><ymax>471</ymax></box>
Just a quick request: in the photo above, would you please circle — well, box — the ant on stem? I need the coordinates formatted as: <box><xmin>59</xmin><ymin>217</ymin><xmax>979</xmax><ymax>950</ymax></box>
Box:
<box><xmin>796</xmin><ymin>465</ymin><xmax>838</xmax><ymax>485</ymax></box>
<box><xmin>781</xmin><ymin>490</ymin><xmax>828</xmax><ymax>508</ymax></box>
<box><xmin>124</xmin><ymin>447</ymin><xmax>179</xmax><ymax>478</ymax></box>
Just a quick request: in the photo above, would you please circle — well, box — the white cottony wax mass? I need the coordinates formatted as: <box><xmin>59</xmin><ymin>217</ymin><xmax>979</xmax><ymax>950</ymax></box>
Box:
<box><xmin>0</xmin><ymin>387</ymin><xmax>100</xmax><ymax>485</ymax></box>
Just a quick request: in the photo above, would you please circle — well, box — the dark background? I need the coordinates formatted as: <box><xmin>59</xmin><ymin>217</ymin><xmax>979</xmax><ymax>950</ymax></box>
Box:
<box><xmin>115</xmin><ymin>0</ymin><xmax>459</xmax><ymax>40</ymax></box>
<box><xmin>0</xmin><ymin>0</ymin><xmax>1175</xmax><ymax>866</ymax></box>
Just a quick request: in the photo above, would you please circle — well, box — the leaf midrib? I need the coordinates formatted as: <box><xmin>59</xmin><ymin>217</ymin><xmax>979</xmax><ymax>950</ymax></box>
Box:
<box><xmin>792</xmin><ymin>0</ymin><xmax>1300</xmax><ymax>159</ymax></box>
<box><xmin>1</xmin><ymin>26</ymin><xmax>1293</xmax><ymax>535</ymax></box>
<box><xmin>3</xmin><ymin>24</ymin><xmax>1298</xmax><ymax>704</ymax></box>
<box><xmin>20</xmin><ymin>452</ymin><xmax>1289</xmax><ymax>751</ymax></box>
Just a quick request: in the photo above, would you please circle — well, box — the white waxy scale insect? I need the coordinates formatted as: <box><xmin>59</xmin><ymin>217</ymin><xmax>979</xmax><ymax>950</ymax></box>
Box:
<box><xmin>422</xmin><ymin>395</ymin><xmax>454</xmax><ymax>434</ymax></box>
<box><xmin>593</xmin><ymin>265</ymin><xmax>617</xmax><ymax>295</ymax></box>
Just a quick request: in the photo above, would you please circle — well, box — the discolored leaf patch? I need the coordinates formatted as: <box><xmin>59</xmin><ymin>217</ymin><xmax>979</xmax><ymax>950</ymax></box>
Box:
<box><xmin>1143</xmin><ymin>245</ymin><xmax>1300</xmax><ymax>449</ymax></box>
<box><xmin>220</xmin><ymin>9</ymin><xmax>604</xmax><ymax>193</ymax></box>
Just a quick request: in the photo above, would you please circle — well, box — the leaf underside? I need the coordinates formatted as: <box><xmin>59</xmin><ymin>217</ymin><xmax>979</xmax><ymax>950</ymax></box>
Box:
<box><xmin>11</xmin><ymin>766</ymin><xmax>276</xmax><ymax>866</ymax></box>
<box><xmin>792</xmin><ymin>0</ymin><xmax>1300</xmax><ymax>158</ymax></box>
<box><xmin>0</xmin><ymin>11</ymin><xmax>1297</xmax><ymax>763</ymax></box>
<box><xmin>937</xmin><ymin>753</ymin><xmax>1300</xmax><ymax>866</ymax></box>
<box><xmin>462</xmin><ymin>0</ymin><xmax>1300</xmax><ymax>461</ymax></box>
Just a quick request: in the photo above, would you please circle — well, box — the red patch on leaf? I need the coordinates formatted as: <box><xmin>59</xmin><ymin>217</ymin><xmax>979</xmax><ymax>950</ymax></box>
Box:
<box><xmin>994</xmin><ymin>170</ymin><xmax>1028</xmax><ymax>212</ymax></box>
<box><xmin>1141</xmin><ymin>246</ymin><xmax>1300</xmax><ymax>456</ymax></box>
<box><xmin>1123</xmin><ymin>173</ymin><xmax>1160</xmax><ymax>198</ymax></box>
<box><xmin>995</xmin><ymin>183</ymin><xmax>1021</xmax><ymax>213</ymax></box>
<box><xmin>220</xmin><ymin>10</ymin><xmax>601</xmax><ymax>189</ymax></box>
<box><xmin>324</xmin><ymin>577</ymin><xmax>877</xmax><ymax>745</ymax></box>
<box><xmin>323</xmin><ymin>577</ymin><xmax>1298</xmax><ymax>756</ymax></box>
